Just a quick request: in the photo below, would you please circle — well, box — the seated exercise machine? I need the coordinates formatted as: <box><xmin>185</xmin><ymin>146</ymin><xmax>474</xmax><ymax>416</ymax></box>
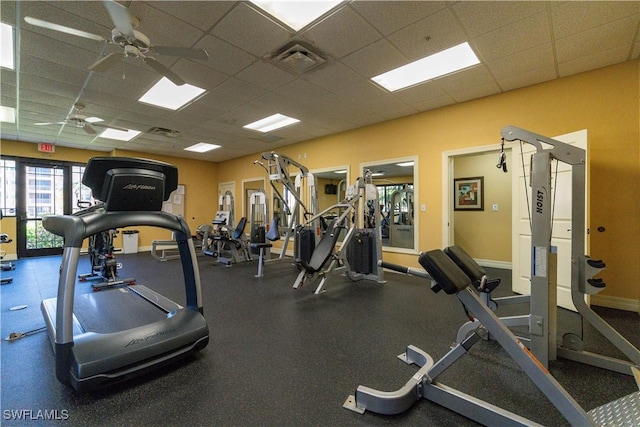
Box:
<box><xmin>0</xmin><ymin>212</ymin><xmax>14</xmax><ymax>285</ymax></box>
<box><xmin>203</xmin><ymin>211</ymin><xmax>251</xmax><ymax>266</ymax></box>
<box><xmin>75</xmin><ymin>204</ymin><xmax>135</xmax><ymax>290</ymax></box>
<box><xmin>345</xmin><ymin>246</ymin><xmax>640</xmax><ymax>426</ymax></box>
<box><xmin>293</xmin><ymin>171</ymin><xmax>385</xmax><ymax>294</ymax></box>
<box><xmin>41</xmin><ymin>157</ymin><xmax>209</xmax><ymax>391</ymax></box>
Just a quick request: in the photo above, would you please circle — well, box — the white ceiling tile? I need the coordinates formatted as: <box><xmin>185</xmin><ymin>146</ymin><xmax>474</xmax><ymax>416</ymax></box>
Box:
<box><xmin>447</xmin><ymin>81</ymin><xmax>502</xmax><ymax>104</ymax></box>
<box><xmin>434</xmin><ymin>65</ymin><xmax>496</xmax><ymax>93</ymax></box>
<box><xmin>555</xmin><ymin>16</ymin><xmax>639</xmax><ymax>63</ymax></box>
<box><xmin>387</xmin><ymin>8</ymin><xmax>468</xmax><ymax>61</ymax></box>
<box><xmin>410</xmin><ymin>94</ymin><xmax>456</xmax><ymax>112</ymax></box>
<box><xmin>195</xmin><ymin>35</ymin><xmax>257</xmax><ymax>75</ymax></box>
<box><xmin>304</xmin><ymin>61</ymin><xmax>364</xmax><ymax>92</ymax></box>
<box><xmin>213</xmin><ymin>77</ymin><xmax>269</xmax><ymax>102</ymax></box>
<box><xmin>452</xmin><ymin>1</ymin><xmax>547</xmax><ymax>38</ymax></box>
<box><xmin>211</xmin><ymin>2</ymin><xmax>292</xmax><ymax>57</ymax></box>
<box><xmin>148</xmin><ymin>1</ymin><xmax>235</xmax><ymax>32</ymax></box>
<box><xmin>335</xmin><ymin>80</ymin><xmax>386</xmax><ymax>105</ymax></box>
<box><xmin>341</xmin><ymin>38</ymin><xmax>407</xmax><ymax>78</ymax></box>
<box><xmin>276</xmin><ymin>79</ymin><xmax>331</xmax><ymax>103</ymax></box>
<box><xmin>303</xmin><ymin>6</ymin><xmax>382</xmax><ymax>59</ymax></box>
<box><xmin>558</xmin><ymin>46</ymin><xmax>632</xmax><ymax>77</ymax></box>
<box><xmin>351</xmin><ymin>1</ymin><xmax>447</xmax><ymax>36</ymax></box>
<box><xmin>472</xmin><ymin>11</ymin><xmax>551</xmax><ymax>62</ymax></box>
<box><xmin>393</xmin><ymin>81</ymin><xmax>448</xmax><ymax>106</ymax></box>
<box><xmin>485</xmin><ymin>44</ymin><xmax>555</xmax><ymax>81</ymax></box>
<box><xmin>235</xmin><ymin>61</ymin><xmax>296</xmax><ymax>90</ymax></box>
<box><xmin>551</xmin><ymin>1</ymin><xmax>640</xmax><ymax>39</ymax></box>
<box><xmin>495</xmin><ymin>67</ymin><xmax>557</xmax><ymax>93</ymax></box>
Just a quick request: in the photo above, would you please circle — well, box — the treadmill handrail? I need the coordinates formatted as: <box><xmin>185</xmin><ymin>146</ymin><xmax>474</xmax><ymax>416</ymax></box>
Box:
<box><xmin>44</xmin><ymin>210</ymin><xmax>190</xmax><ymax>247</ymax></box>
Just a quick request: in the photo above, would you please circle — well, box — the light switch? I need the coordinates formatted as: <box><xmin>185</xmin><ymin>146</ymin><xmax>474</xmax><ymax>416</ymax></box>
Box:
<box><xmin>420</xmin><ymin>204</ymin><xmax>426</xmax><ymax>212</ymax></box>
<box><xmin>492</xmin><ymin>204</ymin><xmax>498</xmax><ymax>211</ymax></box>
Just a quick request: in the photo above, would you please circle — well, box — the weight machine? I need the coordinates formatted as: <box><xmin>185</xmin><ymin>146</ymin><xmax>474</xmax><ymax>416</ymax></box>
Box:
<box><xmin>388</xmin><ymin>186</ymin><xmax>414</xmax><ymax>249</ymax></box>
<box><xmin>254</xmin><ymin>152</ymin><xmax>319</xmax><ymax>259</ymax></box>
<box><xmin>482</xmin><ymin>125</ymin><xmax>640</xmax><ymax>374</ymax></box>
<box><xmin>293</xmin><ymin>171</ymin><xmax>385</xmax><ymax>294</ymax></box>
<box><xmin>345</xmin><ymin>246</ymin><xmax>640</xmax><ymax>426</ymax></box>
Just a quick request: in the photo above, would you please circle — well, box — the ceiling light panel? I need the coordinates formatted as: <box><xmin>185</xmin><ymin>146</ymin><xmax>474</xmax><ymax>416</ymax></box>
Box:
<box><xmin>100</xmin><ymin>128</ymin><xmax>141</xmax><ymax>142</ymax></box>
<box><xmin>1</xmin><ymin>23</ymin><xmax>14</xmax><ymax>70</ymax></box>
<box><xmin>244</xmin><ymin>113</ymin><xmax>300</xmax><ymax>133</ymax></box>
<box><xmin>372</xmin><ymin>42</ymin><xmax>481</xmax><ymax>92</ymax></box>
<box><xmin>185</xmin><ymin>142</ymin><xmax>221</xmax><ymax>153</ymax></box>
<box><xmin>138</xmin><ymin>77</ymin><xmax>206</xmax><ymax>110</ymax></box>
<box><xmin>0</xmin><ymin>106</ymin><xmax>16</xmax><ymax>123</ymax></box>
<box><xmin>250</xmin><ymin>0</ymin><xmax>343</xmax><ymax>31</ymax></box>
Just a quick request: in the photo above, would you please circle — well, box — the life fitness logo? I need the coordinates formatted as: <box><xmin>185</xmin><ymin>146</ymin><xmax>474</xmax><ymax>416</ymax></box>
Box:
<box><xmin>122</xmin><ymin>183</ymin><xmax>156</xmax><ymax>191</ymax></box>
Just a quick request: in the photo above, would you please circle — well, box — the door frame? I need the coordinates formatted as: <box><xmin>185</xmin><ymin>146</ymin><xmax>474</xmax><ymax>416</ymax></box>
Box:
<box><xmin>16</xmin><ymin>159</ymin><xmax>73</xmax><ymax>257</ymax></box>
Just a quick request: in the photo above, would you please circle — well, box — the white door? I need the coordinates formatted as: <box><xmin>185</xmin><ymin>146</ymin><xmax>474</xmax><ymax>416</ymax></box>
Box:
<box><xmin>512</xmin><ymin>130</ymin><xmax>587</xmax><ymax>311</ymax></box>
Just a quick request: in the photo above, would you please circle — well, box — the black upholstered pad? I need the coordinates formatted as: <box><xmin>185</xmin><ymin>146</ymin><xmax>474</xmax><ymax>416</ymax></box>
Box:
<box><xmin>418</xmin><ymin>249</ymin><xmax>471</xmax><ymax>294</ymax></box>
<box><xmin>443</xmin><ymin>245</ymin><xmax>487</xmax><ymax>282</ymax></box>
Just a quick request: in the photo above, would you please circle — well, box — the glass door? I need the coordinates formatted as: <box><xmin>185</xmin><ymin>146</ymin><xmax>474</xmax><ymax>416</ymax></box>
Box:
<box><xmin>16</xmin><ymin>163</ymin><xmax>70</xmax><ymax>257</ymax></box>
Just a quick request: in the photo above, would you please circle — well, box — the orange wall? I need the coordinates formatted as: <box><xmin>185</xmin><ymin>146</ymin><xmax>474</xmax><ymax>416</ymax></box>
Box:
<box><xmin>1</xmin><ymin>61</ymin><xmax>638</xmax><ymax>303</ymax></box>
<box><xmin>218</xmin><ymin>61</ymin><xmax>639</xmax><ymax>302</ymax></box>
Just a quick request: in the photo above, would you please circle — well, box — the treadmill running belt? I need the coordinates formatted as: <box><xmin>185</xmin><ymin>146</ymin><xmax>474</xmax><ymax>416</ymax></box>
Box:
<box><xmin>74</xmin><ymin>287</ymin><xmax>168</xmax><ymax>334</ymax></box>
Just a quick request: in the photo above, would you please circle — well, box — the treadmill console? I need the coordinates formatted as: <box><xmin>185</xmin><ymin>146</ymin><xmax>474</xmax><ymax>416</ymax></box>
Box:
<box><xmin>82</xmin><ymin>157</ymin><xmax>178</xmax><ymax>212</ymax></box>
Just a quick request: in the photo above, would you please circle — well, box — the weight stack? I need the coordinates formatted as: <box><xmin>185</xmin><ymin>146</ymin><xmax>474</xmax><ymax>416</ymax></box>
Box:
<box><xmin>349</xmin><ymin>231</ymin><xmax>374</xmax><ymax>274</ymax></box>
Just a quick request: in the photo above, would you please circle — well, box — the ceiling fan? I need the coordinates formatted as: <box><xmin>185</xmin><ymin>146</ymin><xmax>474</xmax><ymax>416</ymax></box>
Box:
<box><xmin>34</xmin><ymin>102</ymin><xmax>126</xmax><ymax>135</ymax></box>
<box><xmin>24</xmin><ymin>0</ymin><xmax>209</xmax><ymax>86</ymax></box>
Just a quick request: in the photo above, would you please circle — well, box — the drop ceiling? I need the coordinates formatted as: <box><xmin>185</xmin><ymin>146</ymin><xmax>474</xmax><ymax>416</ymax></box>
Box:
<box><xmin>1</xmin><ymin>1</ymin><xmax>638</xmax><ymax>162</ymax></box>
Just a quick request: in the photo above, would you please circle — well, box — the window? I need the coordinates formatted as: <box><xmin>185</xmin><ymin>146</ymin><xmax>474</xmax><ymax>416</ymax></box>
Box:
<box><xmin>72</xmin><ymin>165</ymin><xmax>93</xmax><ymax>213</ymax></box>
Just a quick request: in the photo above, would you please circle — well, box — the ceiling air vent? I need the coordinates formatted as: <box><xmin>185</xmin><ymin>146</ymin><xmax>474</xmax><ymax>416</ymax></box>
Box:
<box><xmin>148</xmin><ymin>126</ymin><xmax>181</xmax><ymax>138</ymax></box>
<box><xmin>266</xmin><ymin>41</ymin><xmax>327</xmax><ymax>75</ymax></box>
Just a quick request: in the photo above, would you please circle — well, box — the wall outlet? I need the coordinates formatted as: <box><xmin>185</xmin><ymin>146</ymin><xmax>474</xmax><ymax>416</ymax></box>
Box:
<box><xmin>492</xmin><ymin>204</ymin><xmax>499</xmax><ymax>211</ymax></box>
<box><xmin>420</xmin><ymin>204</ymin><xmax>426</xmax><ymax>212</ymax></box>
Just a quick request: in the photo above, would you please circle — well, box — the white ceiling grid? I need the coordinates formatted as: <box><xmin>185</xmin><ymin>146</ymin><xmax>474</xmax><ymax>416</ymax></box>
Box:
<box><xmin>0</xmin><ymin>1</ymin><xmax>638</xmax><ymax>162</ymax></box>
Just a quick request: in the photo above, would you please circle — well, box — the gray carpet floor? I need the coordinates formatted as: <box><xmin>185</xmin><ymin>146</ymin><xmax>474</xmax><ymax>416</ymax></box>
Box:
<box><xmin>1</xmin><ymin>251</ymin><xmax>638</xmax><ymax>426</ymax></box>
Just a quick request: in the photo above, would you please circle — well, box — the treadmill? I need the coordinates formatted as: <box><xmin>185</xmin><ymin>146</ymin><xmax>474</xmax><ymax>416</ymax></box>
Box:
<box><xmin>41</xmin><ymin>157</ymin><xmax>209</xmax><ymax>391</ymax></box>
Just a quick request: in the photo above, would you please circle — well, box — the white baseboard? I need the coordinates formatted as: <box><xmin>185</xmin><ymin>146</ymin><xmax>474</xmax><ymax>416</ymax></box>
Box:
<box><xmin>590</xmin><ymin>294</ymin><xmax>640</xmax><ymax>313</ymax></box>
<box><xmin>476</xmin><ymin>259</ymin><xmax>512</xmax><ymax>270</ymax></box>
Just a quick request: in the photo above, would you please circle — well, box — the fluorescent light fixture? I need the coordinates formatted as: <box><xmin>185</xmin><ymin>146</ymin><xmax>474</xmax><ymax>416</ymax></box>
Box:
<box><xmin>100</xmin><ymin>128</ymin><xmax>141</xmax><ymax>141</ymax></box>
<box><xmin>138</xmin><ymin>77</ymin><xmax>206</xmax><ymax>110</ymax></box>
<box><xmin>0</xmin><ymin>106</ymin><xmax>15</xmax><ymax>123</ymax></box>
<box><xmin>372</xmin><ymin>42</ymin><xmax>480</xmax><ymax>92</ymax></box>
<box><xmin>371</xmin><ymin>172</ymin><xmax>384</xmax><ymax>177</ymax></box>
<box><xmin>396</xmin><ymin>161</ymin><xmax>414</xmax><ymax>167</ymax></box>
<box><xmin>1</xmin><ymin>23</ymin><xmax>14</xmax><ymax>70</ymax></box>
<box><xmin>333</xmin><ymin>170</ymin><xmax>347</xmax><ymax>174</ymax></box>
<box><xmin>244</xmin><ymin>113</ymin><xmax>300</xmax><ymax>133</ymax></box>
<box><xmin>250</xmin><ymin>0</ymin><xmax>343</xmax><ymax>31</ymax></box>
<box><xmin>185</xmin><ymin>142</ymin><xmax>221</xmax><ymax>153</ymax></box>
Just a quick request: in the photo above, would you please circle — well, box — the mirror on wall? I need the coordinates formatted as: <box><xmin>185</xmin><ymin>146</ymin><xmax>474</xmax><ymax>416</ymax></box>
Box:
<box><xmin>361</xmin><ymin>157</ymin><xmax>417</xmax><ymax>252</ymax></box>
<box><xmin>311</xmin><ymin>166</ymin><xmax>350</xmax><ymax>214</ymax></box>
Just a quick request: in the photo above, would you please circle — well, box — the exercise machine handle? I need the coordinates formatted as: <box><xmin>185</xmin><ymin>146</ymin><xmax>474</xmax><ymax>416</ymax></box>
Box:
<box><xmin>378</xmin><ymin>260</ymin><xmax>432</xmax><ymax>280</ymax></box>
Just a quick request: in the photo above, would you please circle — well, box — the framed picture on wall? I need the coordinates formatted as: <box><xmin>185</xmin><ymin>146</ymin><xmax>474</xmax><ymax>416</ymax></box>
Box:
<box><xmin>454</xmin><ymin>176</ymin><xmax>484</xmax><ymax>211</ymax></box>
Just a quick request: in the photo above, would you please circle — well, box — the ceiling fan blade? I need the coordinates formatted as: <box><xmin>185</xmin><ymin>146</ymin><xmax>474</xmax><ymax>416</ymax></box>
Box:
<box><xmin>144</xmin><ymin>57</ymin><xmax>185</xmax><ymax>86</ymax></box>
<box><xmin>152</xmin><ymin>46</ymin><xmax>209</xmax><ymax>61</ymax></box>
<box><xmin>24</xmin><ymin>17</ymin><xmax>106</xmax><ymax>42</ymax></box>
<box><xmin>34</xmin><ymin>121</ymin><xmax>65</xmax><ymax>126</ymax></box>
<box><xmin>83</xmin><ymin>124</ymin><xmax>98</xmax><ymax>135</ymax></box>
<box><xmin>91</xmin><ymin>122</ymin><xmax>128</xmax><ymax>132</ymax></box>
<box><xmin>103</xmin><ymin>0</ymin><xmax>135</xmax><ymax>39</ymax></box>
<box><xmin>88</xmin><ymin>52</ymin><xmax>122</xmax><ymax>72</ymax></box>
